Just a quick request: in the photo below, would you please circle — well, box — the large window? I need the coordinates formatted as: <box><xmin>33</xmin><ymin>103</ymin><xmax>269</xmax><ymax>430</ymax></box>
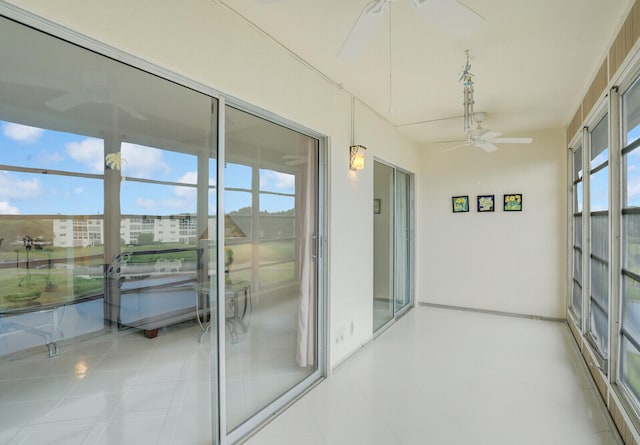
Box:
<box><xmin>571</xmin><ymin>145</ymin><xmax>584</xmax><ymax>325</ymax></box>
<box><xmin>589</xmin><ymin>115</ymin><xmax>609</xmax><ymax>359</ymax></box>
<box><xmin>621</xmin><ymin>75</ymin><xmax>640</xmax><ymax>406</ymax></box>
<box><xmin>0</xmin><ymin>13</ymin><xmax>325</xmax><ymax>444</ymax></box>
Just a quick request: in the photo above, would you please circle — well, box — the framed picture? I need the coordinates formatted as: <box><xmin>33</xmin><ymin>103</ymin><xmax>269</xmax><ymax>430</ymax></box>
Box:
<box><xmin>477</xmin><ymin>195</ymin><xmax>495</xmax><ymax>212</ymax></box>
<box><xmin>373</xmin><ymin>198</ymin><xmax>381</xmax><ymax>214</ymax></box>
<box><xmin>503</xmin><ymin>193</ymin><xmax>523</xmax><ymax>211</ymax></box>
<box><xmin>452</xmin><ymin>195</ymin><xmax>469</xmax><ymax>213</ymax></box>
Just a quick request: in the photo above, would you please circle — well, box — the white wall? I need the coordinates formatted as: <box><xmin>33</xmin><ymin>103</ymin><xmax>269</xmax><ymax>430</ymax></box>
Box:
<box><xmin>3</xmin><ymin>0</ymin><xmax>421</xmax><ymax>366</ymax></box>
<box><xmin>419</xmin><ymin>128</ymin><xmax>567</xmax><ymax>318</ymax></box>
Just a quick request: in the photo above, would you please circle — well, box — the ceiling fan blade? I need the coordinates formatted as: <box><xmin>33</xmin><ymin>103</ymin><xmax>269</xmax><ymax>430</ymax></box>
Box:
<box><xmin>481</xmin><ymin>131</ymin><xmax>502</xmax><ymax>140</ymax></box>
<box><xmin>477</xmin><ymin>142</ymin><xmax>499</xmax><ymax>152</ymax></box>
<box><xmin>117</xmin><ymin>102</ymin><xmax>147</xmax><ymax>121</ymax></box>
<box><xmin>45</xmin><ymin>93</ymin><xmax>88</xmax><ymax>112</ymax></box>
<box><xmin>337</xmin><ymin>0</ymin><xmax>388</xmax><ymax>60</ymax></box>
<box><xmin>491</xmin><ymin>137</ymin><xmax>533</xmax><ymax>144</ymax></box>
<box><xmin>444</xmin><ymin>141</ymin><xmax>472</xmax><ymax>152</ymax></box>
<box><xmin>410</xmin><ymin>0</ymin><xmax>485</xmax><ymax>39</ymax></box>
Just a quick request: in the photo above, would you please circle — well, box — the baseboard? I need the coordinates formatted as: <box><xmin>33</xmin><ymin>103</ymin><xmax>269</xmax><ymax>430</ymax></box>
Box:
<box><xmin>418</xmin><ymin>301</ymin><xmax>565</xmax><ymax>322</ymax></box>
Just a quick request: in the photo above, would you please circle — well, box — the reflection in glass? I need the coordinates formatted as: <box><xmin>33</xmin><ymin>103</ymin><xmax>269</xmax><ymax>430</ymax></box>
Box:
<box><xmin>621</xmin><ymin>337</ymin><xmax>640</xmax><ymax>403</ymax></box>
<box><xmin>116</xmin><ymin>146</ymin><xmax>200</xmax><ymax>333</ymax></box>
<box><xmin>590</xmin><ymin>259</ymin><xmax>608</xmax><ymax>355</ymax></box>
<box><xmin>0</xmin><ymin>125</ymin><xmax>106</xmax><ymax>357</ymax></box>
<box><xmin>590</xmin><ymin>167</ymin><xmax>609</xmax><ymax>211</ymax></box>
<box><xmin>624</xmin><ymin>76</ymin><xmax>640</xmax><ymax>147</ymax></box>
<box><xmin>576</xmin><ymin>182</ymin><xmax>583</xmax><ymax>213</ymax></box>
<box><xmin>574</xmin><ymin>249</ymin><xmax>582</xmax><ymax>284</ymax></box>
<box><xmin>623</xmin><ymin>214</ymin><xmax>640</xmax><ymax>275</ymax></box>
<box><xmin>572</xmin><ymin>280</ymin><xmax>582</xmax><ymax>322</ymax></box>
<box><xmin>373</xmin><ymin>161</ymin><xmax>395</xmax><ymax>332</ymax></box>
<box><xmin>395</xmin><ymin>171</ymin><xmax>411</xmax><ymax>312</ymax></box>
<box><xmin>224</xmin><ymin>106</ymin><xmax>318</xmax><ymax>432</ymax></box>
<box><xmin>573</xmin><ymin>146</ymin><xmax>583</xmax><ymax>180</ymax></box>
<box><xmin>0</xmin><ymin>16</ymin><xmax>216</xmax><ymax>444</ymax></box>
<box><xmin>571</xmin><ymin>144</ymin><xmax>583</xmax><ymax>325</ymax></box>
<box><xmin>626</xmin><ymin>151</ymin><xmax>640</xmax><ymax>208</ymax></box>
<box><xmin>591</xmin><ymin>214</ymin><xmax>608</xmax><ymax>258</ymax></box>
<box><xmin>589</xmin><ymin>118</ymin><xmax>609</xmax><ymax>357</ymax></box>
<box><xmin>590</xmin><ymin>115</ymin><xmax>608</xmax><ymax>169</ymax></box>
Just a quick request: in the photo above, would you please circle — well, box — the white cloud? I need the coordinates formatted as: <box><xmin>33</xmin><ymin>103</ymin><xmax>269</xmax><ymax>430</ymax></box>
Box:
<box><xmin>274</xmin><ymin>172</ymin><xmax>295</xmax><ymax>190</ymax></box>
<box><xmin>177</xmin><ymin>171</ymin><xmax>198</xmax><ymax>184</ymax></box>
<box><xmin>628</xmin><ymin>178</ymin><xmax>640</xmax><ymax>204</ymax></box>
<box><xmin>0</xmin><ymin>171</ymin><xmax>43</xmax><ymax>201</ymax></box>
<box><xmin>73</xmin><ymin>187</ymin><xmax>85</xmax><ymax>194</ymax></box>
<box><xmin>122</xmin><ymin>143</ymin><xmax>170</xmax><ymax>178</ymax></box>
<box><xmin>0</xmin><ymin>201</ymin><xmax>19</xmax><ymax>214</ymax></box>
<box><xmin>66</xmin><ymin>138</ymin><xmax>104</xmax><ymax>173</ymax></box>
<box><xmin>174</xmin><ymin>171</ymin><xmax>198</xmax><ymax>200</ymax></box>
<box><xmin>260</xmin><ymin>170</ymin><xmax>295</xmax><ymax>191</ymax></box>
<box><xmin>3</xmin><ymin>123</ymin><xmax>44</xmax><ymax>143</ymax></box>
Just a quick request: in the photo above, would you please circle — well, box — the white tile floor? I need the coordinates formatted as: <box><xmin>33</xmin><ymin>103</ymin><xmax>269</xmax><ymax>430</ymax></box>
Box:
<box><xmin>244</xmin><ymin>306</ymin><xmax>624</xmax><ymax>445</ymax></box>
<box><xmin>0</xmin><ymin>290</ymin><xmax>311</xmax><ymax>444</ymax></box>
<box><xmin>0</xmin><ymin>304</ymin><xmax>627</xmax><ymax>444</ymax></box>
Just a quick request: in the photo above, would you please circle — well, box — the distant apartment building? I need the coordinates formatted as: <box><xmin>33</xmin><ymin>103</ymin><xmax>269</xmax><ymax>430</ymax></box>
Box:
<box><xmin>53</xmin><ymin>215</ymin><xmax>199</xmax><ymax>247</ymax></box>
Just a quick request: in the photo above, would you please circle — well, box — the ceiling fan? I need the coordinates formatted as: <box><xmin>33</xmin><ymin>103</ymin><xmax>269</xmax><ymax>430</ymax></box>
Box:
<box><xmin>446</xmin><ymin>112</ymin><xmax>533</xmax><ymax>153</ymax></box>
<box><xmin>44</xmin><ymin>71</ymin><xmax>146</xmax><ymax>120</ymax></box>
<box><xmin>338</xmin><ymin>0</ymin><xmax>485</xmax><ymax>59</ymax></box>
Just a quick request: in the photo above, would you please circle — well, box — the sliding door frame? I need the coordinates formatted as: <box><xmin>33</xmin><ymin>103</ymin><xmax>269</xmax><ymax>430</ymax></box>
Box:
<box><xmin>373</xmin><ymin>157</ymin><xmax>415</xmax><ymax>335</ymax></box>
<box><xmin>0</xmin><ymin>5</ymin><xmax>328</xmax><ymax>445</ymax></box>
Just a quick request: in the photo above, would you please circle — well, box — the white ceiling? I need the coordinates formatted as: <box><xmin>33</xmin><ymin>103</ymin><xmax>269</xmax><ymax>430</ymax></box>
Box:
<box><xmin>219</xmin><ymin>0</ymin><xmax>632</xmax><ymax>145</ymax></box>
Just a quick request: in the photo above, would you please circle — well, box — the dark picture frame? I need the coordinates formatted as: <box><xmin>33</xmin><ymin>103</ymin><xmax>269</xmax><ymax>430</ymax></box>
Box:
<box><xmin>477</xmin><ymin>195</ymin><xmax>495</xmax><ymax>212</ymax></box>
<box><xmin>452</xmin><ymin>195</ymin><xmax>469</xmax><ymax>213</ymax></box>
<box><xmin>503</xmin><ymin>193</ymin><xmax>523</xmax><ymax>211</ymax></box>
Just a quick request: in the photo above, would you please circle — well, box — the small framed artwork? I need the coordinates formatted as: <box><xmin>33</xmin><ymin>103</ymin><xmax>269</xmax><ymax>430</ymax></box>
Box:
<box><xmin>452</xmin><ymin>195</ymin><xmax>469</xmax><ymax>213</ymax></box>
<box><xmin>373</xmin><ymin>198</ymin><xmax>381</xmax><ymax>214</ymax></box>
<box><xmin>477</xmin><ymin>195</ymin><xmax>495</xmax><ymax>212</ymax></box>
<box><xmin>503</xmin><ymin>193</ymin><xmax>523</xmax><ymax>211</ymax></box>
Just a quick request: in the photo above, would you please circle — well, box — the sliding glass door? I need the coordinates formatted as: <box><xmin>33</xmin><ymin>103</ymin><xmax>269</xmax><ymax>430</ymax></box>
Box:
<box><xmin>223</xmin><ymin>106</ymin><xmax>322</xmax><ymax>438</ymax></box>
<box><xmin>0</xmin><ymin>14</ymin><xmax>325</xmax><ymax>445</ymax></box>
<box><xmin>373</xmin><ymin>160</ymin><xmax>413</xmax><ymax>333</ymax></box>
<box><xmin>373</xmin><ymin>161</ymin><xmax>395</xmax><ymax>331</ymax></box>
<box><xmin>395</xmin><ymin>170</ymin><xmax>412</xmax><ymax>312</ymax></box>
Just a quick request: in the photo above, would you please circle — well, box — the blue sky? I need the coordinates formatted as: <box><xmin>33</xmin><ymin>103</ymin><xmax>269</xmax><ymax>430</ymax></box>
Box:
<box><xmin>0</xmin><ymin>121</ymin><xmax>295</xmax><ymax>215</ymax></box>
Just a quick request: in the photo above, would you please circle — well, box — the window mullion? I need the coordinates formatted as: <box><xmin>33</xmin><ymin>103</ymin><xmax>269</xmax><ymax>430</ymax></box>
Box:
<box><xmin>583</xmin><ymin>127</ymin><xmax>591</xmax><ymax>332</ymax></box>
<box><xmin>609</xmin><ymin>86</ymin><xmax>622</xmax><ymax>382</ymax></box>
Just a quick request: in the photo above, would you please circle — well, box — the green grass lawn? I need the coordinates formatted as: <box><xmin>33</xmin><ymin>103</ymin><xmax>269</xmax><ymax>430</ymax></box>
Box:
<box><xmin>0</xmin><ymin>269</ymin><xmax>103</xmax><ymax>310</ymax></box>
<box><xmin>0</xmin><ymin>240</ymin><xmax>296</xmax><ymax>310</ymax></box>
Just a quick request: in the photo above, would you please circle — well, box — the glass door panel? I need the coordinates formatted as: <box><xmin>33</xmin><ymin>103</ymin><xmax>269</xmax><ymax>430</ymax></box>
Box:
<box><xmin>0</xmin><ymin>16</ymin><xmax>218</xmax><ymax>444</ymax></box>
<box><xmin>224</xmin><ymin>106</ymin><xmax>319</xmax><ymax>433</ymax></box>
<box><xmin>395</xmin><ymin>171</ymin><xmax>411</xmax><ymax>312</ymax></box>
<box><xmin>374</xmin><ymin>162</ymin><xmax>413</xmax><ymax>333</ymax></box>
<box><xmin>373</xmin><ymin>161</ymin><xmax>395</xmax><ymax>331</ymax></box>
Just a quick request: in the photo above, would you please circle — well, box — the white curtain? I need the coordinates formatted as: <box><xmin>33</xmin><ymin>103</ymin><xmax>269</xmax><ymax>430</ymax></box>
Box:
<box><xmin>296</xmin><ymin>138</ymin><xmax>317</xmax><ymax>367</ymax></box>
